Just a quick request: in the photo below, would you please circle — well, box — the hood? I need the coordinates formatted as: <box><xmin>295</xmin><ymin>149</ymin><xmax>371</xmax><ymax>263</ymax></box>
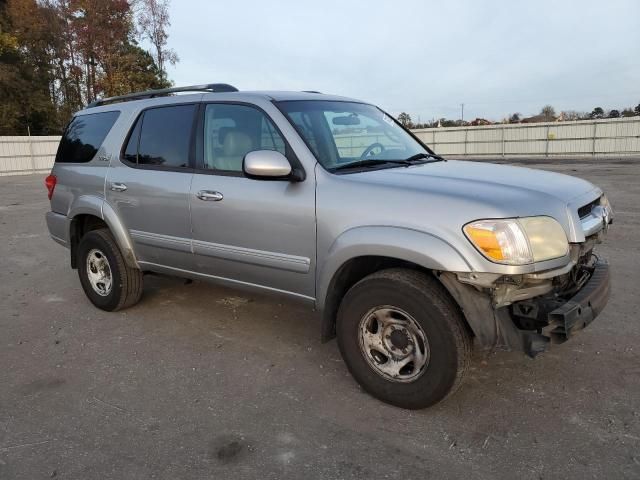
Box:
<box><xmin>331</xmin><ymin>160</ymin><xmax>603</xmax><ymax>244</ymax></box>
<box><xmin>347</xmin><ymin>160</ymin><xmax>598</xmax><ymax>206</ymax></box>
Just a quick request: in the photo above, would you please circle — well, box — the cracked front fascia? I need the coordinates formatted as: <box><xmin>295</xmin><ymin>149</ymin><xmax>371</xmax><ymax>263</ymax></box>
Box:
<box><xmin>452</xmin><ymin>232</ymin><xmax>606</xmax><ymax>308</ymax></box>
<box><xmin>451</xmin><ymin>259</ymin><xmax>580</xmax><ymax>309</ymax></box>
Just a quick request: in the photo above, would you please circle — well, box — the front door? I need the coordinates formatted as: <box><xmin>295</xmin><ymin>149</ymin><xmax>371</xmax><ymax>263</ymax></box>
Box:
<box><xmin>106</xmin><ymin>103</ymin><xmax>197</xmax><ymax>270</ymax></box>
<box><xmin>189</xmin><ymin>103</ymin><xmax>316</xmax><ymax>299</ymax></box>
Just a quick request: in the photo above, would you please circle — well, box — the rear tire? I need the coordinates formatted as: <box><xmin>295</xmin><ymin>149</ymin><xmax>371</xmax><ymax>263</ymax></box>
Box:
<box><xmin>77</xmin><ymin>228</ymin><xmax>143</xmax><ymax>311</ymax></box>
<box><xmin>337</xmin><ymin>268</ymin><xmax>472</xmax><ymax>409</ymax></box>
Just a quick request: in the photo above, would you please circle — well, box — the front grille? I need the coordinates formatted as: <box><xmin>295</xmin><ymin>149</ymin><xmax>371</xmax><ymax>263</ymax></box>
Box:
<box><xmin>578</xmin><ymin>197</ymin><xmax>601</xmax><ymax>219</ymax></box>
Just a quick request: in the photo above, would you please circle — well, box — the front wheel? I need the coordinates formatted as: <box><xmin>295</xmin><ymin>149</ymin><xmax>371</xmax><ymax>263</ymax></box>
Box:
<box><xmin>337</xmin><ymin>268</ymin><xmax>472</xmax><ymax>409</ymax></box>
<box><xmin>77</xmin><ymin>228</ymin><xmax>143</xmax><ymax>311</ymax></box>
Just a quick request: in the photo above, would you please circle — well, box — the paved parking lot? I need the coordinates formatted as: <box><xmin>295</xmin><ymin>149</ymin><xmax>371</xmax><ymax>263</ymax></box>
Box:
<box><xmin>1</xmin><ymin>160</ymin><xmax>639</xmax><ymax>479</ymax></box>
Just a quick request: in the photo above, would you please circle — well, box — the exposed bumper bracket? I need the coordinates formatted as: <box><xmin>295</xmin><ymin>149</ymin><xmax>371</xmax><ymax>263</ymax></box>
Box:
<box><xmin>441</xmin><ymin>261</ymin><xmax>611</xmax><ymax>359</ymax></box>
<box><xmin>510</xmin><ymin>261</ymin><xmax>610</xmax><ymax>357</ymax></box>
<box><xmin>545</xmin><ymin>261</ymin><xmax>610</xmax><ymax>342</ymax></box>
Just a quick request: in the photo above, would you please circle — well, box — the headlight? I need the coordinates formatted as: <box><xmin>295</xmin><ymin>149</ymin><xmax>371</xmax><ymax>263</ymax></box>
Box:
<box><xmin>463</xmin><ymin>217</ymin><xmax>568</xmax><ymax>265</ymax></box>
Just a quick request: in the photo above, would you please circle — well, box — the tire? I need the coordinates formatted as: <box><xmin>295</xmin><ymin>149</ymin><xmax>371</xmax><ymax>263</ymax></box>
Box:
<box><xmin>77</xmin><ymin>228</ymin><xmax>143</xmax><ymax>311</ymax></box>
<box><xmin>336</xmin><ymin>268</ymin><xmax>472</xmax><ymax>409</ymax></box>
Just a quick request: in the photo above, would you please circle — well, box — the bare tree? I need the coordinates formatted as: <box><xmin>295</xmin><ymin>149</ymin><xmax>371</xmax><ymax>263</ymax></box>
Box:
<box><xmin>508</xmin><ymin>113</ymin><xmax>521</xmax><ymax>123</ymax></box>
<box><xmin>136</xmin><ymin>0</ymin><xmax>178</xmax><ymax>81</ymax></box>
<box><xmin>540</xmin><ymin>105</ymin><xmax>556</xmax><ymax>121</ymax></box>
<box><xmin>397</xmin><ymin>112</ymin><xmax>413</xmax><ymax>128</ymax></box>
<box><xmin>560</xmin><ymin>110</ymin><xmax>581</xmax><ymax>121</ymax></box>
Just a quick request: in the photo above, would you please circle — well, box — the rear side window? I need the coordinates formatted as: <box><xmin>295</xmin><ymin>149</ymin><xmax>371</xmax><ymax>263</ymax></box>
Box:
<box><xmin>202</xmin><ymin>103</ymin><xmax>286</xmax><ymax>172</ymax></box>
<box><xmin>55</xmin><ymin>111</ymin><xmax>120</xmax><ymax>163</ymax></box>
<box><xmin>123</xmin><ymin>104</ymin><xmax>196</xmax><ymax>168</ymax></box>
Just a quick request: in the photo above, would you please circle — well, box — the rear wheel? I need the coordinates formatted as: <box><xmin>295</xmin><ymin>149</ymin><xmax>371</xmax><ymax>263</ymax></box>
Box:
<box><xmin>77</xmin><ymin>229</ymin><xmax>143</xmax><ymax>311</ymax></box>
<box><xmin>337</xmin><ymin>268</ymin><xmax>472</xmax><ymax>409</ymax></box>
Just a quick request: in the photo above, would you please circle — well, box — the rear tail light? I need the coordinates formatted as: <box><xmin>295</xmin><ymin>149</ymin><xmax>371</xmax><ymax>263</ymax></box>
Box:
<box><xmin>45</xmin><ymin>174</ymin><xmax>57</xmax><ymax>200</ymax></box>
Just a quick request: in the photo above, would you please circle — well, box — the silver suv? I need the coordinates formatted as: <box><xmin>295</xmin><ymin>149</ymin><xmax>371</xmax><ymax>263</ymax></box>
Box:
<box><xmin>45</xmin><ymin>84</ymin><xmax>613</xmax><ymax>409</ymax></box>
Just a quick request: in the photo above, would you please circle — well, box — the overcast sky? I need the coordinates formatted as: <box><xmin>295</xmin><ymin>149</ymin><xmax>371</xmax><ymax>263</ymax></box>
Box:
<box><xmin>166</xmin><ymin>0</ymin><xmax>640</xmax><ymax>122</ymax></box>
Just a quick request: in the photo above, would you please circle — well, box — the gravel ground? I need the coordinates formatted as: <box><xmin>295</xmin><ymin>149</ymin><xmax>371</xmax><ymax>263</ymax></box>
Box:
<box><xmin>0</xmin><ymin>160</ymin><xmax>638</xmax><ymax>480</ymax></box>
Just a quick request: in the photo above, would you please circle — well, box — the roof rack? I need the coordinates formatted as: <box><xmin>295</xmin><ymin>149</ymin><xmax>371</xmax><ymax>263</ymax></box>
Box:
<box><xmin>302</xmin><ymin>90</ymin><xmax>322</xmax><ymax>94</ymax></box>
<box><xmin>86</xmin><ymin>83</ymin><xmax>239</xmax><ymax>108</ymax></box>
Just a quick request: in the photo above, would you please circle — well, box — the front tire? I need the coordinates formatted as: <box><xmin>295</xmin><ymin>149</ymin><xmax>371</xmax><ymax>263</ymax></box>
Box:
<box><xmin>337</xmin><ymin>268</ymin><xmax>472</xmax><ymax>409</ymax></box>
<box><xmin>77</xmin><ymin>228</ymin><xmax>143</xmax><ymax>311</ymax></box>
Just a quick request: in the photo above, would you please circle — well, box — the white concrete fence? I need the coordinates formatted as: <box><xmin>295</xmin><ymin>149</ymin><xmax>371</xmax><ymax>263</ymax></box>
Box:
<box><xmin>412</xmin><ymin>116</ymin><xmax>640</xmax><ymax>157</ymax></box>
<box><xmin>0</xmin><ymin>136</ymin><xmax>62</xmax><ymax>176</ymax></box>
<box><xmin>1</xmin><ymin>117</ymin><xmax>639</xmax><ymax>176</ymax></box>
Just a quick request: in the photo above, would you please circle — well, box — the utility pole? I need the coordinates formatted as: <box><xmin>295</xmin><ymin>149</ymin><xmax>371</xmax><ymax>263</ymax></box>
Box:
<box><xmin>461</xmin><ymin>103</ymin><xmax>465</xmax><ymax>123</ymax></box>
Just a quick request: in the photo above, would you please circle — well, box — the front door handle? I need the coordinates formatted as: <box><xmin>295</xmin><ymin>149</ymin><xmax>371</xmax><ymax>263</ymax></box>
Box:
<box><xmin>110</xmin><ymin>182</ymin><xmax>127</xmax><ymax>192</ymax></box>
<box><xmin>196</xmin><ymin>190</ymin><xmax>223</xmax><ymax>201</ymax></box>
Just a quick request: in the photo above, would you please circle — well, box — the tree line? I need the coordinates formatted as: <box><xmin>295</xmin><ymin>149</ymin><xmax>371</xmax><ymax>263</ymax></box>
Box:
<box><xmin>0</xmin><ymin>0</ymin><xmax>177</xmax><ymax>135</ymax></box>
<box><xmin>398</xmin><ymin>102</ymin><xmax>640</xmax><ymax>129</ymax></box>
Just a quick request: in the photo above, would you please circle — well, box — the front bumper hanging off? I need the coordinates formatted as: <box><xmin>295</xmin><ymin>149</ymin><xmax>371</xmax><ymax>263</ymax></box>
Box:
<box><xmin>547</xmin><ymin>261</ymin><xmax>610</xmax><ymax>340</ymax></box>
<box><xmin>507</xmin><ymin>260</ymin><xmax>611</xmax><ymax>357</ymax></box>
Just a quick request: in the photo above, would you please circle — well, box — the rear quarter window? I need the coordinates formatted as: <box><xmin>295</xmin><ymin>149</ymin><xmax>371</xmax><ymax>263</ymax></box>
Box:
<box><xmin>122</xmin><ymin>104</ymin><xmax>196</xmax><ymax>169</ymax></box>
<box><xmin>55</xmin><ymin>111</ymin><xmax>120</xmax><ymax>163</ymax></box>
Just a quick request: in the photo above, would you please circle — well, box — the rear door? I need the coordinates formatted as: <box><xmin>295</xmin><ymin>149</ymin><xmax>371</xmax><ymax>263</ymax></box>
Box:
<box><xmin>189</xmin><ymin>102</ymin><xmax>316</xmax><ymax>299</ymax></box>
<box><xmin>105</xmin><ymin>103</ymin><xmax>198</xmax><ymax>270</ymax></box>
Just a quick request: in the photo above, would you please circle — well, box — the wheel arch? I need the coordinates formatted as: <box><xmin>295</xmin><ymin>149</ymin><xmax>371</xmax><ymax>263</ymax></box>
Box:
<box><xmin>316</xmin><ymin>226</ymin><xmax>473</xmax><ymax>342</ymax></box>
<box><xmin>67</xmin><ymin>197</ymin><xmax>138</xmax><ymax>269</ymax></box>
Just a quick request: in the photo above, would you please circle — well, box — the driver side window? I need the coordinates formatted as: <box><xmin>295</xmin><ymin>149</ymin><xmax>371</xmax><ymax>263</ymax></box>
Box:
<box><xmin>203</xmin><ymin>104</ymin><xmax>286</xmax><ymax>173</ymax></box>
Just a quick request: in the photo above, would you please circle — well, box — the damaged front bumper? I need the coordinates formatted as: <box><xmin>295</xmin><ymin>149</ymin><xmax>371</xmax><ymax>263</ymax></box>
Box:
<box><xmin>506</xmin><ymin>260</ymin><xmax>610</xmax><ymax>357</ymax></box>
<box><xmin>440</xmin><ymin>193</ymin><xmax>613</xmax><ymax>358</ymax></box>
<box><xmin>439</xmin><ymin>258</ymin><xmax>611</xmax><ymax>358</ymax></box>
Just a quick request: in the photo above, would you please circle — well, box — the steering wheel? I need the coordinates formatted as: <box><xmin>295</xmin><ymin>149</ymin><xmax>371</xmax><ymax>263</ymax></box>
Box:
<box><xmin>360</xmin><ymin>142</ymin><xmax>386</xmax><ymax>159</ymax></box>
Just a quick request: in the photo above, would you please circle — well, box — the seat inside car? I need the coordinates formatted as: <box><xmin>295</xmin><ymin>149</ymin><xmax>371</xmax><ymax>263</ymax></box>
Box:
<box><xmin>212</xmin><ymin>128</ymin><xmax>254</xmax><ymax>171</ymax></box>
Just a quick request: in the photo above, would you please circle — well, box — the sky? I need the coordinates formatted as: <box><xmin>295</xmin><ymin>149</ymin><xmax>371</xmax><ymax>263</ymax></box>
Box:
<box><xmin>165</xmin><ymin>0</ymin><xmax>640</xmax><ymax>122</ymax></box>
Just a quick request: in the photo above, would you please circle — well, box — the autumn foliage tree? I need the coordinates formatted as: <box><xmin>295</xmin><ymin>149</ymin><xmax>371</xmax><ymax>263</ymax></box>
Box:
<box><xmin>136</xmin><ymin>0</ymin><xmax>177</xmax><ymax>83</ymax></box>
<box><xmin>0</xmin><ymin>0</ymin><xmax>176</xmax><ymax>134</ymax></box>
<box><xmin>0</xmin><ymin>0</ymin><xmax>58</xmax><ymax>133</ymax></box>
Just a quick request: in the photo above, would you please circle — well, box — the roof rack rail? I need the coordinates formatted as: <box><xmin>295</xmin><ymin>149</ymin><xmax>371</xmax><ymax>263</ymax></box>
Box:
<box><xmin>86</xmin><ymin>83</ymin><xmax>239</xmax><ymax>108</ymax></box>
<box><xmin>302</xmin><ymin>90</ymin><xmax>322</xmax><ymax>94</ymax></box>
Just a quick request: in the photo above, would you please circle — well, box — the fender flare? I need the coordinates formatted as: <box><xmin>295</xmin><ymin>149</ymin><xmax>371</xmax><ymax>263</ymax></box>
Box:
<box><xmin>316</xmin><ymin>226</ymin><xmax>472</xmax><ymax>339</ymax></box>
<box><xmin>101</xmin><ymin>201</ymin><xmax>139</xmax><ymax>268</ymax></box>
<box><xmin>67</xmin><ymin>196</ymin><xmax>139</xmax><ymax>269</ymax></box>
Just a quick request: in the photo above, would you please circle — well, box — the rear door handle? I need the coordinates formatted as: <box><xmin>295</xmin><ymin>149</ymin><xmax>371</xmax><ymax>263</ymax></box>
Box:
<box><xmin>110</xmin><ymin>182</ymin><xmax>127</xmax><ymax>192</ymax></box>
<box><xmin>196</xmin><ymin>190</ymin><xmax>223</xmax><ymax>201</ymax></box>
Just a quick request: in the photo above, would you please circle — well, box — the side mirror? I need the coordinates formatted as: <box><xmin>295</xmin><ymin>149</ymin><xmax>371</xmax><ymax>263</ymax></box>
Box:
<box><xmin>243</xmin><ymin>150</ymin><xmax>292</xmax><ymax>179</ymax></box>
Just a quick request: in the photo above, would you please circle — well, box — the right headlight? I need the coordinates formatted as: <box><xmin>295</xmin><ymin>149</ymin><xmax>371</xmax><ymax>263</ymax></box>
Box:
<box><xmin>463</xmin><ymin>216</ymin><xmax>569</xmax><ymax>265</ymax></box>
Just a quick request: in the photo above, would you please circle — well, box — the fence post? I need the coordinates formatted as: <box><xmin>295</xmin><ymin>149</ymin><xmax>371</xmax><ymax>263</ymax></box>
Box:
<box><xmin>27</xmin><ymin>126</ymin><xmax>36</xmax><ymax>172</ymax></box>
<box><xmin>592</xmin><ymin>122</ymin><xmax>597</xmax><ymax>156</ymax></box>
<box><xmin>501</xmin><ymin>125</ymin><xmax>505</xmax><ymax>157</ymax></box>
<box><xmin>545</xmin><ymin>123</ymin><xmax>550</xmax><ymax>157</ymax></box>
<box><xmin>464</xmin><ymin>128</ymin><xmax>468</xmax><ymax>156</ymax></box>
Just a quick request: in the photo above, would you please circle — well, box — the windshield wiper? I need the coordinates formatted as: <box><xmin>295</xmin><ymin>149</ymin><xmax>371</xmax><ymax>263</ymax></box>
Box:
<box><xmin>331</xmin><ymin>153</ymin><xmax>444</xmax><ymax>172</ymax></box>
<box><xmin>331</xmin><ymin>159</ymin><xmax>414</xmax><ymax>172</ymax></box>
<box><xmin>403</xmin><ymin>152</ymin><xmax>445</xmax><ymax>163</ymax></box>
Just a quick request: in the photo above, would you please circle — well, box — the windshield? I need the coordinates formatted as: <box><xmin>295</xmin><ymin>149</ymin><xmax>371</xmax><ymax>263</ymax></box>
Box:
<box><xmin>276</xmin><ymin>100</ymin><xmax>432</xmax><ymax>172</ymax></box>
